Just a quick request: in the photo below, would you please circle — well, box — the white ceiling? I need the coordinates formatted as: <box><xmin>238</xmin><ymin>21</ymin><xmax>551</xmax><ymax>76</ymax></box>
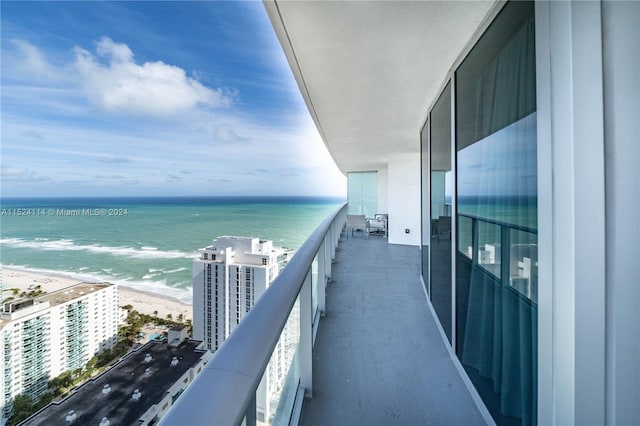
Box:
<box><xmin>265</xmin><ymin>0</ymin><xmax>498</xmax><ymax>174</ymax></box>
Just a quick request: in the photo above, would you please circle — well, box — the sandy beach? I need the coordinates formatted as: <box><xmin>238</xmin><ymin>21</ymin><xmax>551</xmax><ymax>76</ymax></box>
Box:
<box><xmin>1</xmin><ymin>267</ymin><xmax>192</xmax><ymax>322</ymax></box>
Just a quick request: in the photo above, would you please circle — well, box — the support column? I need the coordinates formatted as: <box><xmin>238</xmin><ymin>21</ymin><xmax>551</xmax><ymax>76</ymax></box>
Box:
<box><xmin>536</xmin><ymin>2</ymin><xmax>607</xmax><ymax>424</ymax></box>
<box><xmin>602</xmin><ymin>2</ymin><xmax>640</xmax><ymax>424</ymax></box>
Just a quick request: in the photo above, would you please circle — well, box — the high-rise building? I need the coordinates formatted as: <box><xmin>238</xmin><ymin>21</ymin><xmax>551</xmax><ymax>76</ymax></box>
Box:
<box><xmin>0</xmin><ymin>283</ymin><xmax>119</xmax><ymax>423</ymax></box>
<box><xmin>192</xmin><ymin>236</ymin><xmax>292</xmax><ymax>423</ymax></box>
<box><xmin>192</xmin><ymin>236</ymin><xmax>289</xmax><ymax>351</ymax></box>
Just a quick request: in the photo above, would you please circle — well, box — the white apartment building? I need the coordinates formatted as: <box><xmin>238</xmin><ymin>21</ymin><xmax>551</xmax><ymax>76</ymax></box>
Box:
<box><xmin>192</xmin><ymin>236</ymin><xmax>288</xmax><ymax>350</ymax></box>
<box><xmin>0</xmin><ymin>283</ymin><xmax>119</xmax><ymax>423</ymax></box>
<box><xmin>192</xmin><ymin>236</ymin><xmax>292</xmax><ymax>423</ymax></box>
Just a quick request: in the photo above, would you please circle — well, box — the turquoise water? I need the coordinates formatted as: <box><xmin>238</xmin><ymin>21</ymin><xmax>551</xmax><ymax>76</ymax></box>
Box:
<box><xmin>0</xmin><ymin>196</ymin><xmax>344</xmax><ymax>303</ymax></box>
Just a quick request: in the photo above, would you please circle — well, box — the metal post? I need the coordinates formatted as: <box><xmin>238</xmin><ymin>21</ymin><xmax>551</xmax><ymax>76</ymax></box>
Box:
<box><xmin>324</xmin><ymin>235</ymin><xmax>331</xmax><ymax>282</ymax></box>
<box><xmin>471</xmin><ymin>218</ymin><xmax>479</xmax><ymax>268</ymax></box>
<box><xmin>318</xmin><ymin>239</ymin><xmax>327</xmax><ymax>317</ymax></box>
<box><xmin>330</xmin><ymin>220</ymin><xmax>337</xmax><ymax>262</ymax></box>
<box><xmin>300</xmin><ymin>270</ymin><xmax>313</xmax><ymax>397</ymax></box>
<box><xmin>500</xmin><ymin>224</ymin><xmax>510</xmax><ymax>286</ymax></box>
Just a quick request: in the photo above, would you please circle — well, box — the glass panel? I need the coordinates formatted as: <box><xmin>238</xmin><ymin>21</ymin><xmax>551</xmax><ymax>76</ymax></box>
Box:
<box><xmin>477</xmin><ymin>221</ymin><xmax>501</xmax><ymax>279</ymax></box>
<box><xmin>429</xmin><ymin>82</ymin><xmax>452</xmax><ymax>343</ymax></box>
<box><xmin>421</xmin><ymin>118</ymin><xmax>430</xmax><ymax>292</ymax></box>
<box><xmin>347</xmin><ymin>172</ymin><xmax>377</xmax><ymax>217</ymax></box>
<box><xmin>257</xmin><ymin>296</ymin><xmax>300</xmax><ymax>425</ymax></box>
<box><xmin>457</xmin><ymin>215</ymin><xmax>473</xmax><ymax>259</ymax></box>
<box><xmin>509</xmin><ymin>229</ymin><xmax>538</xmax><ymax>303</ymax></box>
<box><xmin>454</xmin><ymin>2</ymin><xmax>537</xmax><ymax>426</ymax></box>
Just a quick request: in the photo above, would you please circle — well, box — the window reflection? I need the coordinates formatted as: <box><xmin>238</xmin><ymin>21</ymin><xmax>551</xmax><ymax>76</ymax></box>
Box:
<box><xmin>457</xmin><ymin>113</ymin><xmax>538</xmax><ymax>294</ymax></box>
<box><xmin>430</xmin><ymin>82</ymin><xmax>452</xmax><ymax>343</ymax></box>
<box><xmin>454</xmin><ymin>2</ymin><xmax>537</xmax><ymax>426</ymax></box>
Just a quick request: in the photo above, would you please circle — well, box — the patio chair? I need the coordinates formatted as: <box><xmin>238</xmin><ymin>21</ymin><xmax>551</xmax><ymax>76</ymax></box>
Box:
<box><xmin>346</xmin><ymin>215</ymin><xmax>368</xmax><ymax>238</ymax></box>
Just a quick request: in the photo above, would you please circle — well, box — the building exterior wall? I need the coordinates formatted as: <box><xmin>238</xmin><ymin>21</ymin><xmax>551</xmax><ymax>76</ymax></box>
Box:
<box><xmin>192</xmin><ymin>236</ymin><xmax>290</xmax><ymax>423</ymax></box>
<box><xmin>266</xmin><ymin>0</ymin><xmax>639</xmax><ymax>423</ymax></box>
<box><xmin>602</xmin><ymin>2</ymin><xmax>640</xmax><ymax>424</ymax></box>
<box><xmin>0</xmin><ymin>284</ymin><xmax>119</xmax><ymax>423</ymax></box>
<box><xmin>193</xmin><ymin>237</ymin><xmax>283</xmax><ymax>351</ymax></box>
<box><xmin>387</xmin><ymin>153</ymin><xmax>421</xmax><ymax>246</ymax></box>
<box><xmin>417</xmin><ymin>1</ymin><xmax>640</xmax><ymax>425</ymax></box>
<box><xmin>536</xmin><ymin>2</ymin><xmax>640</xmax><ymax>424</ymax></box>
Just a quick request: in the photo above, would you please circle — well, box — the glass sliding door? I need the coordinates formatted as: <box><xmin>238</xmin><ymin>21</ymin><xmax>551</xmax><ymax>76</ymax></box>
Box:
<box><xmin>455</xmin><ymin>2</ymin><xmax>537</xmax><ymax>425</ymax></box>
<box><xmin>347</xmin><ymin>171</ymin><xmax>377</xmax><ymax>217</ymax></box>
<box><xmin>429</xmin><ymin>83</ymin><xmax>453</xmax><ymax>343</ymax></box>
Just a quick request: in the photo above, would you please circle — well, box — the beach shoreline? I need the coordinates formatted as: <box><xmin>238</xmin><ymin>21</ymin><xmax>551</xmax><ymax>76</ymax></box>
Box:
<box><xmin>1</xmin><ymin>266</ymin><xmax>193</xmax><ymax>322</ymax></box>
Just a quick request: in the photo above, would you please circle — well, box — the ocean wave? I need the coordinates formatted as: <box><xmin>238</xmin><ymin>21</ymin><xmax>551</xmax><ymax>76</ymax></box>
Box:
<box><xmin>0</xmin><ymin>237</ymin><xmax>198</xmax><ymax>260</ymax></box>
<box><xmin>164</xmin><ymin>267</ymin><xmax>189</xmax><ymax>274</ymax></box>
<box><xmin>1</xmin><ymin>264</ymin><xmax>193</xmax><ymax>304</ymax></box>
<box><xmin>142</xmin><ymin>273</ymin><xmax>162</xmax><ymax>280</ymax></box>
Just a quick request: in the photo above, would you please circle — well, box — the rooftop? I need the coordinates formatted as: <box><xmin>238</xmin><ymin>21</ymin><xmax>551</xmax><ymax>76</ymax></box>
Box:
<box><xmin>1</xmin><ymin>283</ymin><xmax>114</xmax><ymax>325</ymax></box>
<box><xmin>36</xmin><ymin>282</ymin><xmax>113</xmax><ymax>307</ymax></box>
<box><xmin>21</xmin><ymin>340</ymin><xmax>207</xmax><ymax>426</ymax></box>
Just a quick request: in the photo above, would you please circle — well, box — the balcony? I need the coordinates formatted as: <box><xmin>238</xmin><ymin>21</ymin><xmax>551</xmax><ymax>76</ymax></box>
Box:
<box><xmin>300</xmin><ymin>235</ymin><xmax>485</xmax><ymax>425</ymax></box>
<box><xmin>161</xmin><ymin>205</ymin><xmax>488</xmax><ymax>425</ymax></box>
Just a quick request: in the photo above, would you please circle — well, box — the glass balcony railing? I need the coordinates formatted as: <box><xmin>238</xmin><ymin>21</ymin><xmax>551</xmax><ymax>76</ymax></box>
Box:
<box><xmin>160</xmin><ymin>204</ymin><xmax>346</xmax><ymax>426</ymax></box>
<box><xmin>457</xmin><ymin>212</ymin><xmax>538</xmax><ymax>302</ymax></box>
<box><xmin>456</xmin><ymin>211</ymin><xmax>538</xmax><ymax>425</ymax></box>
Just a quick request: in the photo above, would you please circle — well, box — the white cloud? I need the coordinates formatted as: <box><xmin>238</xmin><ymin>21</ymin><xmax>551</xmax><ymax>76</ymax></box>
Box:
<box><xmin>212</xmin><ymin>123</ymin><xmax>248</xmax><ymax>143</ymax></box>
<box><xmin>1</xmin><ymin>36</ymin><xmax>346</xmax><ymax>197</ymax></box>
<box><xmin>7</xmin><ymin>39</ymin><xmax>61</xmax><ymax>81</ymax></box>
<box><xmin>1</xmin><ymin>165</ymin><xmax>49</xmax><ymax>182</ymax></box>
<box><xmin>99</xmin><ymin>155</ymin><xmax>131</xmax><ymax>164</ymax></box>
<box><xmin>73</xmin><ymin>37</ymin><xmax>234</xmax><ymax>117</ymax></box>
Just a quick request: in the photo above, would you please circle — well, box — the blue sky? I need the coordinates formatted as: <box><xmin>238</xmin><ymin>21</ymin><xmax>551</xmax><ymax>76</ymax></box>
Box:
<box><xmin>1</xmin><ymin>1</ymin><xmax>346</xmax><ymax>198</ymax></box>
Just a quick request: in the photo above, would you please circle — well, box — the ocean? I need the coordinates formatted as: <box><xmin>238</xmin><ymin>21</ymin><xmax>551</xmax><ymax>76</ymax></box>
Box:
<box><xmin>0</xmin><ymin>196</ymin><xmax>345</xmax><ymax>304</ymax></box>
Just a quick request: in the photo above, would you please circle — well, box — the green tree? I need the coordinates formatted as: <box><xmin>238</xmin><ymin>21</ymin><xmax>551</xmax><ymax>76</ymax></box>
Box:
<box><xmin>34</xmin><ymin>392</ymin><xmax>53</xmax><ymax>411</ymax></box>
<box><xmin>8</xmin><ymin>394</ymin><xmax>34</xmax><ymax>425</ymax></box>
<box><xmin>48</xmin><ymin>371</ymin><xmax>74</xmax><ymax>395</ymax></box>
<box><xmin>153</xmin><ymin>310</ymin><xmax>158</xmax><ymax>317</ymax></box>
<box><xmin>86</xmin><ymin>355</ymin><xmax>98</xmax><ymax>370</ymax></box>
<box><xmin>166</xmin><ymin>313</ymin><xmax>173</xmax><ymax>321</ymax></box>
<box><xmin>177</xmin><ymin>313</ymin><xmax>184</xmax><ymax>323</ymax></box>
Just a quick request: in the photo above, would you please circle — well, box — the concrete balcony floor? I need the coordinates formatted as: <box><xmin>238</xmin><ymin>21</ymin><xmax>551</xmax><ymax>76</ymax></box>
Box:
<box><xmin>300</xmin><ymin>235</ymin><xmax>487</xmax><ymax>426</ymax></box>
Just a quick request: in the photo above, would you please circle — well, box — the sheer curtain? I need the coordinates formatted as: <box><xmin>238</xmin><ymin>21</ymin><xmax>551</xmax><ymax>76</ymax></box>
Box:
<box><xmin>459</xmin><ymin>16</ymin><xmax>538</xmax><ymax>426</ymax></box>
